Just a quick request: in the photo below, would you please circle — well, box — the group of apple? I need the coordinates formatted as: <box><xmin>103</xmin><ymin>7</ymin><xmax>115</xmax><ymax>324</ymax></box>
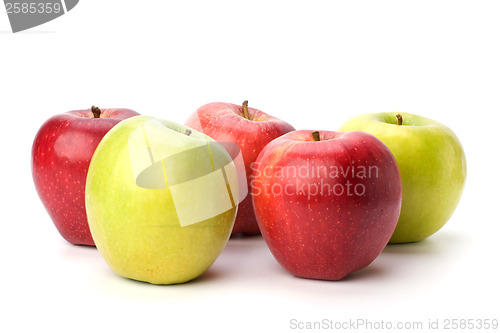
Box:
<box><xmin>32</xmin><ymin>101</ymin><xmax>466</xmax><ymax>284</ymax></box>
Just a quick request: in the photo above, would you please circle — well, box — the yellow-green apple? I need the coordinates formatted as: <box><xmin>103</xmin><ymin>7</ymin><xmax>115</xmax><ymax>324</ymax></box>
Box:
<box><xmin>339</xmin><ymin>112</ymin><xmax>466</xmax><ymax>243</ymax></box>
<box><xmin>185</xmin><ymin>101</ymin><xmax>295</xmax><ymax>235</ymax></box>
<box><xmin>251</xmin><ymin>130</ymin><xmax>402</xmax><ymax>280</ymax></box>
<box><xmin>85</xmin><ymin>116</ymin><xmax>240</xmax><ymax>284</ymax></box>
<box><xmin>32</xmin><ymin>106</ymin><xmax>139</xmax><ymax>245</ymax></box>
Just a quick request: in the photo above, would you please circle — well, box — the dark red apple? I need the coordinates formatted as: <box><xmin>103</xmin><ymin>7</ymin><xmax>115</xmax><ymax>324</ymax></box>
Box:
<box><xmin>251</xmin><ymin>130</ymin><xmax>402</xmax><ymax>280</ymax></box>
<box><xmin>32</xmin><ymin>106</ymin><xmax>139</xmax><ymax>245</ymax></box>
<box><xmin>185</xmin><ymin>101</ymin><xmax>295</xmax><ymax>235</ymax></box>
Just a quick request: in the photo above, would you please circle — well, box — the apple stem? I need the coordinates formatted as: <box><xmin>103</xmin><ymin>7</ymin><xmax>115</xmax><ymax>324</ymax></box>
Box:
<box><xmin>91</xmin><ymin>106</ymin><xmax>101</xmax><ymax>118</ymax></box>
<box><xmin>185</xmin><ymin>129</ymin><xmax>192</xmax><ymax>136</ymax></box>
<box><xmin>242</xmin><ymin>100</ymin><xmax>251</xmax><ymax>120</ymax></box>
<box><xmin>396</xmin><ymin>113</ymin><xmax>403</xmax><ymax>126</ymax></box>
<box><xmin>312</xmin><ymin>131</ymin><xmax>320</xmax><ymax>141</ymax></box>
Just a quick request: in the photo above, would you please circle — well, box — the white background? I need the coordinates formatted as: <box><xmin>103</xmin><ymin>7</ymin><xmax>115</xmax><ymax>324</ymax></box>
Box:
<box><xmin>1</xmin><ymin>1</ymin><xmax>499</xmax><ymax>332</ymax></box>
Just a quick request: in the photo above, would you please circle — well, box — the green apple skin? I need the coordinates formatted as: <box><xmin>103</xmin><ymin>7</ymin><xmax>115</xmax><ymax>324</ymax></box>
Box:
<box><xmin>85</xmin><ymin>116</ymin><xmax>237</xmax><ymax>284</ymax></box>
<box><xmin>339</xmin><ymin>112</ymin><xmax>466</xmax><ymax>243</ymax></box>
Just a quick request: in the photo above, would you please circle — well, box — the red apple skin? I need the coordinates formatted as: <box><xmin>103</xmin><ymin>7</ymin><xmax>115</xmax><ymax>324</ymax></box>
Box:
<box><xmin>185</xmin><ymin>102</ymin><xmax>295</xmax><ymax>235</ymax></box>
<box><xmin>252</xmin><ymin>130</ymin><xmax>402</xmax><ymax>280</ymax></box>
<box><xmin>32</xmin><ymin>107</ymin><xmax>140</xmax><ymax>245</ymax></box>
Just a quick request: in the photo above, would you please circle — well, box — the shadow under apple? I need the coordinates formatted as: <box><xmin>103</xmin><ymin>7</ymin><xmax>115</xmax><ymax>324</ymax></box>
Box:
<box><xmin>374</xmin><ymin>230</ymin><xmax>472</xmax><ymax>282</ymax></box>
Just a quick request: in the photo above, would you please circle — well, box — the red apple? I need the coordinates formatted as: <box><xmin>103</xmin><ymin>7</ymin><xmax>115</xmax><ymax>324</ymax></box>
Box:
<box><xmin>251</xmin><ymin>130</ymin><xmax>402</xmax><ymax>280</ymax></box>
<box><xmin>185</xmin><ymin>101</ymin><xmax>295</xmax><ymax>235</ymax></box>
<box><xmin>32</xmin><ymin>106</ymin><xmax>139</xmax><ymax>245</ymax></box>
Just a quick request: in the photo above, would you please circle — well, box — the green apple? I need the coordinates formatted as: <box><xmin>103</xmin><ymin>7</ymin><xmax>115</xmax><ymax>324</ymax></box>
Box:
<box><xmin>85</xmin><ymin>115</ymin><xmax>240</xmax><ymax>284</ymax></box>
<box><xmin>339</xmin><ymin>112</ymin><xmax>466</xmax><ymax>243</ymax></box>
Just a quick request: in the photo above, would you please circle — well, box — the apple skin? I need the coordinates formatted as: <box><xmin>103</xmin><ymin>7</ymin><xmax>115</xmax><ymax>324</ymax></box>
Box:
<box><xmin>85</xmin><ymin>116</ymin><xmax>238</xmax><ymax>284</ymax></box>
<box><xmin>251</xmin><ymin>130</ymin><xmax>402</xmax><ymax>280</ymax></box>
<box><xmin>31</xmin><ymin>107</ymin><xmax>139</xmax><ymax>246</ymax></box>
<box><xmin>339</xmin><ymin>112</ymin><xmax>466</xmax><ymax>243</ymax></box>
<box><xmin>185</xmin><ymin>101</ymin><xmax>295</xmax><ymax>235</ymax></box>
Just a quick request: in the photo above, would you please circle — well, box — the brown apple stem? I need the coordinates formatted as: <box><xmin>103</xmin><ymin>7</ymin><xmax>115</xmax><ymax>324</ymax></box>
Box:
<box><xmin>185</xmin><ymin>129</ymin><xmax>192</xmax><ymax>136</ymax></box>
<box><xmin>312</xmin><ymin>131</ymin><xmax>320</xmax><ymax>141</ymax></box>
<box><xmin>91</xmin><ymin>106</ymin><xmax>101</xmax><ymax>118</ymax></box>
<box><xmin>242</xmin><ymin>100</ymin><xmax>251</xmax><ymax>120</ymax></box>
<box><xmin>396</xmin><ymin>113</ymin><xmax>403</xmax><ymax>126</ymax></box>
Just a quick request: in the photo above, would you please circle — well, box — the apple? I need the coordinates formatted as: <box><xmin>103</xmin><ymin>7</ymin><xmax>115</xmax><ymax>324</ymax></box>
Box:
<box><xmin>339</xmin><ymin>112</ymin><xmax>466</xmax><ymax>243</ymax></box>
<box><xmin>251</xmin><ymin>130</ymin><xmax>402</xmax><ymax>280</ymax></box>
<box><xmin>32</xmin><ymin>106</ymin><xmax>139</xmax><ymax>246</ymax></box>
<box><xmin>185</xmin><ymin>101</ymin><xmax>295</xmax><ymax>235</ymax></box>
<box><xmin>85</xmin><ymin>116</ymin><xmax>240</xmax><ymax>284</ymax></box>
